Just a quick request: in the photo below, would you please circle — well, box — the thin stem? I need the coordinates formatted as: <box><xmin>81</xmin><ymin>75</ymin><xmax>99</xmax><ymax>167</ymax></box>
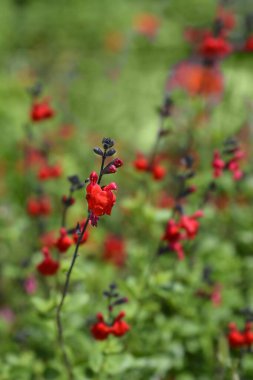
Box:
<box><xmin>56</xmin><ymin>148</ymin><xmax>107</xmax><ymax>378</ymax></box>
<box><xmin>98</xmin><ymin>151</ymin><xmax>107</xmax><ymax>184</ymax></box>
<box><xmin>56</xmin><ymin>215</ymin><xmax>90</xmax><ymax>380</ymax></box>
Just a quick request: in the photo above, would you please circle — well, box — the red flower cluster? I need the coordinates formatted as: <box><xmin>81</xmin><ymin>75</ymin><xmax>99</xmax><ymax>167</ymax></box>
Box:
<box><xmin>133</xmin><ymin>153</ymin><xmax>166</xmax><ymax>181</ymax></box>
<box><xmin>86</xmin><ymin>172</ymin><xmax>117</xmax><ymax>217</ymax></box>
<box><xmin>37</xmin><ymin>164</ymin><xmax>62</xmax><ymax>180</ymax></box>
<box><xmin>199</xmin><ymin>35</ymin><xmax>232</xmax><ymax>59</ymax></box>
<box><xmin>27</xmin><ymin>196</ymin><xmax>51</xmax><ymax>216</ymax></box>
<box><xmin>91</xmin><ymin>311</ymin><xmax>130</xmax><ymax>340</ymax></box>
<box><xmin>37</xmin><ymin>247</ymin><xmax>59</xmax><ymax>276</ymax></box>
<box><xmin>31</xmin><ymin>99</ymin><xmax>54</xmax><ymax>122</ymax></box>
<box><xmin>228</xmin><ymin>322</ymin><xmax>253</xmax><ymax>348</ymax></box>
<box><xmin>103</xmin><ymin>235</ymin><xmax>126</xmax><ymax>267</ymax></box>
<box><xmin>166</xmin><ymin>61</ymin><xmax>224</xmax><ymax>100</ymax></box>
<box><xmin>163</xmin><ymin>211</ymin><xmax>203</xmax><ymax>260</ymax></box>
<box><xmin>212</xmin><ymin>148</ymin><xmax>245</xmax><ymax>180</ymax></box>
<box><xmin>55</xmin><ymin>228</ymin><xmax>73</xmax><ymax>253</ymax></box>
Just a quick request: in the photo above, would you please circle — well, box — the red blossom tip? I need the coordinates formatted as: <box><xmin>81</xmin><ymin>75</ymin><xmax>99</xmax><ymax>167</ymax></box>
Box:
<box><xmin>113</xmin><ymin>158</ymin><xmax>123</xmax><ymax>168</ymax></box>
<box><xmin>90</xmin><ymin>171</ymin><xmax>98</xmax><ymax>184</ymax></box>
<box><xmin>103</xmin><ymin>182</ymin><xmax>117</xmax><ymax>191</ymax></box>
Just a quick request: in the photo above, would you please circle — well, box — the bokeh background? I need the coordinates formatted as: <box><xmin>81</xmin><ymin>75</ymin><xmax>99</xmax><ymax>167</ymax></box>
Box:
<box><xmin>1</xmin><ymin>1</ymin><xmax>253</xmax><ymax>379</ymax></box>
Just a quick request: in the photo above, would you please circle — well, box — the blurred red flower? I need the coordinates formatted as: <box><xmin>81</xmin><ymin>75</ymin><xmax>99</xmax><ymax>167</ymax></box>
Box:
<box><xmin>37</xmin><ymin>247</ymin><xmax>59</xmax><ymax>276</ymax></box>
<box><xmin>31</xmin><ymin>99</ymin><xmax>54</xmax><ymax>122</ymax></box>
<box><xmin>103</xmin><ymin>235</ymin><xmax>126</xmax><ymax>267</ymax></box>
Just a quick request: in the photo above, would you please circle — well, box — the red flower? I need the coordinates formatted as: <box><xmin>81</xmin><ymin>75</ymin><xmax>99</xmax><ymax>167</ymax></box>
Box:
<box><xmin>134</xmin><ymin>13</ymin><xmax>160</xmax><ymax>38</ymax></box>
<box><xmin>27</xmin><ymin>198</ymin><xmax>40</xmax><ymax>216</ymax></box>
<box><xmin>31</xmin><ymin>100</ymin><xmax>54</xmax><ymax>122</ymax></box>
<box><xmin>37</xmin><ymin>247</ymin><xmax>59</xmax><ymax>276</ymax></box>
<box><xmin>103</xmin><ymin>235</ymin><xmax>126</xmax><ymax>267</ymax></box>
<box><xmin>163</xmin><ymin>211</ymin><xmax>203</xmax><ymax>260</ymax></box>
<box><xmin>227</xmin><ymin>323</ymin><xmax>245</xmax><ymax>348</ymax></box>
<box><xmin>244</xmin><ymin>322</ymin><xmax>253</xmax><ymax>346</ymax></box>
<box><xmin>163</xmin><ymin>220</ymin><xmax>182</xmax><ymax>243</ymax></box>
<box><xmin>227</xmin><ymin>149</ymin><xmax>245</xmax><ymax>181</ymax></box>
<box><xmin>179</xmin><ymin>210</ymin><xmax>203</xmax><ymax>239</ymax></box>
<box><xmin>163</xmin><ymin>220</ymin><xmax>185</xmax><ymax>260</ymax></box>
<box><xmin>111</xmin><ymin>311</ymin><xmax>130</xmax><ymax>337</ymax></box>
<box><xmin>27</xmin><ymin>197</ymin><xmax>51</xmax><ymax>216</ymax></box>
<box><xmin>212</xmin><ymin>150</ymin><xmax>225</xmax><ymax>178</ymax></box>
<box><xmin>133</xmin><ymin>153</ymin><xmax>166</xmax><ymax>181</ymax></box>
<box><xmin>199</xmin><ymin>35</ymin><xmax>232</xmax><ymax>59</ymax></box>
<box><xmin>38</xmin><ymin>164</ymin><xmax>62</xmax><ymax>180</ymax></box>
<box><xmin>50</xmin><ymin>164</ymin><xmax>62</xmax><ymax>178</ymax></box>
<box><xmin>91</xmin><ymin>311</ymin><xmax>130</xmax><ymax>340</ymax></box>
<box><xmin>55</xmin><ymin>228</ymin><xmax>73</xmax><ymax>253</ymax></box>
<box><xmin>152</xmin><ymin>164</ymin><xmax>166</xmax><ymax>180</ymax></box>
<box><xmin>86</xmin><ymin>172</ymin><xmax>117</xmax><ymax>217</ymax></box>
<box><xmin>166</xmin><ymin>61</ymin><xmax>224</xmax><ymax>100</ymax></box>
<box><xmin>91</xmin><ymin>313</ymin><xmax>112</xmax><ymax>341</ymax></box>
<box><xmin>133</xmin><ymin>153</ymin><xmax>149</xmax><ymax>171</ymax></box>
<box><xmin>244</xmin><ymin>35</ymin><xmax>253</xmax><ymax>52</ymax></box>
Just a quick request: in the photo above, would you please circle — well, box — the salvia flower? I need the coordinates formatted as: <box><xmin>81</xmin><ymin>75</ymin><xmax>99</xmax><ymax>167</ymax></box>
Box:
<box><xmin>30</xmin><ymin>99</ymin><xmax>54</xmax><ymax>122</ymax></box>
<box><xmin>38</xmin><ymin>164</ymin><xmax>62</xmax><ymax>180</ymax></box>
<box><xmin>212</xmin><ymin>150</ymin><xmax>225</xmax><ymax>178</ymax></box>
<box><xmin>179</xmin><ymin>210</ymin><xmax>204</xmax><ymax>239</ymax></box>
<box><xmin>227</xmin><ymin>323</ymin><xmax>246</xmax><ymax>348</ymax></box>
<box><xmin>162</xmin><ymin>211</ymin><xmax>203</xmax><ymax>260</ymax></box>
<box><xmin>27</xmin><ymin>196</ymin><xmax>52</xmax><ymax>216</ymax></box>
<box><xmin>133</xmin><ymin>153</ymin><xmax>166</xmax><ymax>181</ymax></box>
<box><xmin>90</xmin><ymin>313</ymin><xmax>111</xmax><ymax>340</ymax></box>
<box><xmin>199</xmin><ymin>35</ymin><xmax>232</xmax><ymax>59</ymax></box>
<box><xmin>91</xmin><ymin>311</ymin><xmax>130</xmax><ymax>340</ymax></box>
<box><xmin>86</xmin><ymin>172</ymin><xmax>117</xmax><ymax>217</ymax></box>
<box><xmin>37</xmin><ymin>247</ymin><xmax>59</xmax><ymax>276</ymax></box>
<box><xmin>103</xmin><ymin>235</ymin><xmax>126</xmax><ymax>267</ymax></box>
<box><xmin>212</xmin><ymin>146</ymin><xmax>245</xmax><ymax>180</ymax></box>
<box><xmin>55</xmin><ymin>228</ymin><xmax>73</xmax><ymax>253</ymax></box>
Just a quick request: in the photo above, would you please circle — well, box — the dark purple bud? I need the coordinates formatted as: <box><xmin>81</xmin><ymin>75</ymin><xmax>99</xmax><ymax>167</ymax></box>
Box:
<box><xmin>68</xmin><ymin>175</ymin><xmax>81</xmax><ymax>185</ymax></box>
<box><xmin>93</xmin><ymin>147</ymin><xmax>103</xmax><ymax>156</ymax></box>
<box><xmin>112</xmin><ymin>297</ymin><xmax>128</xmax><ymax>306</ymax></box>
<box><xmin>106</xmin><ymin>148</ymin><xmax>116</xmax><ymax>157</ymax></box>
<box><xmin>102</xmin><ymin>137</ymin><xmax>114</xmax><ymax>149</ymax></box>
